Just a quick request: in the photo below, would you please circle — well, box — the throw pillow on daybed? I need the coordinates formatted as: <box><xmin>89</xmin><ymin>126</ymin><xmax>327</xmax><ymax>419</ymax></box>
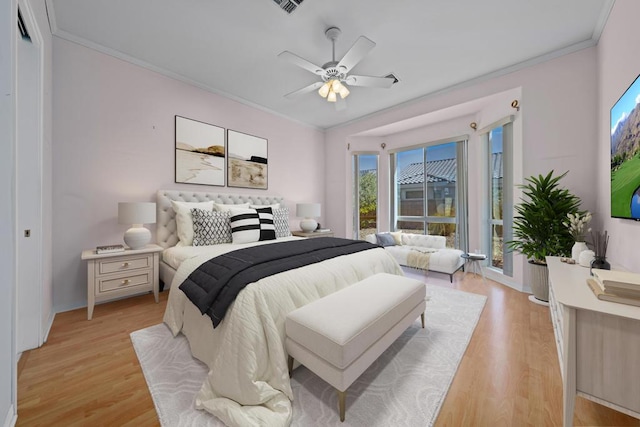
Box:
<box><xmin>375</xmin><ymin>233</ymin><xmax>396</xmax><ymax>247</ymax></box>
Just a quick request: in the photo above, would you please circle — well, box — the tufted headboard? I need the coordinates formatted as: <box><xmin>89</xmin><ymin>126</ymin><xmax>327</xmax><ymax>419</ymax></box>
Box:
<box><xmin>156</xmin><ymin>190</ymin><xmax>286</xmax><ymax>249</ymax></box>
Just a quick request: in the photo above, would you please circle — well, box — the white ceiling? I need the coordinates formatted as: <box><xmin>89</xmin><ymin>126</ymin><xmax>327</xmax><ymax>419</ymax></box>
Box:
<box><xmin>48</xmin><ymin>0</ymin><xmax>613</xmax><ymax>129</ymax></box>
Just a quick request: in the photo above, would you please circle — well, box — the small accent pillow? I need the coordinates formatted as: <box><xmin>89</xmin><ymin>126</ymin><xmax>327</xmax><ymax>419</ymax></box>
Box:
<box><xmin>213</xmin><ymin>202</ymin><xmax>250</xmax><ymax>212</ymax></box>
<box><xmin>390</xmin><ymin>231</ymin><xmax>403</xmax><ymax>246</ymax></box>
<box><xmin>230</xmin><ymin>208</ymin><xmax>276</xmax><ymax>244</ymax></box>
<box><xmin>376</xmin><ymin>233</ymin><xmax>396</xmax><ymax>247</ymax></box>
<box><xmin>273</xmin><ymin>207</ymin><xmax>291</xmax><ymax>238</ymax></box>
<box><xmin>191</xmin><ymin>209</ymin><xmax>232</xmax><ymax>246</ymax></box>
<box><xmin>171</xmin><ymin>200</ymin><xmax>214</xmax><ymax>246</ymax></box>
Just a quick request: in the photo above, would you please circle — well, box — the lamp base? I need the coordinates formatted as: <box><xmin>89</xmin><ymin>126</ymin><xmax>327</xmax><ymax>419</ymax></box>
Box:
<box><xmin>300</xmin><ymin>218</ymin><xmax>318</xmax><ymax>233</ymax></box>
<box><xmin>124</xmin><ymin>226</ymin><xmax>151</xmax><ymax>250</ymax></box>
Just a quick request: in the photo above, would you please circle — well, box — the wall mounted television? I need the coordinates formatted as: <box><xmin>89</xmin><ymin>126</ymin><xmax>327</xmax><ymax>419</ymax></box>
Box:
<box><xmin>611</xmin><ymin>73</ymin><xmax>640</xmax><ymax>221</ymax></box>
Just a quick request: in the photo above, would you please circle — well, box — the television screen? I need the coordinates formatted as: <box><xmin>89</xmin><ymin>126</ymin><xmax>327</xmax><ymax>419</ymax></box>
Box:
<box><xmin>611</xmin><ymin>73</ymin><xmax>640</xmax><ymax>220</ymax></box>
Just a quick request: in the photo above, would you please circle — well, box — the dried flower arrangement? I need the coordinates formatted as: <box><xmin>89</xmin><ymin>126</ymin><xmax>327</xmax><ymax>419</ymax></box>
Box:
<box><xmin>564</xmin><ymin>212</ymin><xmax>592</xmax><ymax>242</ymax></box>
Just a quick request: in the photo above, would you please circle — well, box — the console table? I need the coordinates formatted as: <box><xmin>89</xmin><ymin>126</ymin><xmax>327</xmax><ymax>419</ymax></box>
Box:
<box><xmin>547</xmin><ymin>256</ymin><xmax>640</xmax><ymax>426</ymax></box>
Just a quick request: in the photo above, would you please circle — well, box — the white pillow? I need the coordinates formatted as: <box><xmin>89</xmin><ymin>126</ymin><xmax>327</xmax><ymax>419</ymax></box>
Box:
<box><xmin>249</xmin><ymin>203</ymin><xmax>280</xmax><ymax>210</ymax></box>
<box><xmin>171</xmin><ymin>200</ymin><xmax>214</xmax><ymax>246</ymax></box>
<box><xmin>213</xmin><ymin>202</ymin><xmax>250</xmax><ymax>212</ymax></box>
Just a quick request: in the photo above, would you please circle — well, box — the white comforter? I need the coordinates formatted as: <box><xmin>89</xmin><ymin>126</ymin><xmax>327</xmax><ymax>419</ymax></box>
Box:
<box><xmin>163</xmin><ymin>240</ymin><xmax>403</xmax><ymax>426</ymax></box>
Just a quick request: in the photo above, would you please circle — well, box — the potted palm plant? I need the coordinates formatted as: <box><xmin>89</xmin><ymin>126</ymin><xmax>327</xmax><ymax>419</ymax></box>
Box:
<box><xmin>507</xmin><ymin>171</ymin><xmax>582</xmax><ymax>303</ymax></box>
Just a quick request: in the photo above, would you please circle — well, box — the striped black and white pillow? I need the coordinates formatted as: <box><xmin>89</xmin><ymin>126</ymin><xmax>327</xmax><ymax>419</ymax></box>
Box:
<box><xmin>256</xmin><ymin>207</ymin><xmax>276</xmax><ymax>241</ymax></box>
<box><xmin>230</xmin><ymin>208</ymin><xmax>276</xmax><ymax>244</ymax></box>
<box><xmin>273</xmin><ymin>207</ymin><xmax>291</xmax><ymax>238</ymax></box>
<box><xmin>191</xmin><ymin>209</ymin><xmax>232</xmax><ymax>246</ymax></box>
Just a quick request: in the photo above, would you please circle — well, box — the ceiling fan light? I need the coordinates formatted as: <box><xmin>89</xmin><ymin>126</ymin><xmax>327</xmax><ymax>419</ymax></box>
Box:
<box><xmin>327</xmin><ymin>90</ymin><xmax>337</xmax><ymax>102</ymax></box>
<box><xmin>318</xmin><ymin>82</ymin><xmax>330</xmax><ymax>98</ymax></box>
<box><xmin>332</xmin><ymin>79</ymin><xmax>342</xmax><ymax>92</ymax></box>
<box><xmin>339</xmin><ymin>85</ymin><xmax>350</xmax><ymax>99</ymax></box>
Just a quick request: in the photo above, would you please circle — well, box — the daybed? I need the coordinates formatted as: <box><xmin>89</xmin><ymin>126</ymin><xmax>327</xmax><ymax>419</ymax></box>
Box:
<box><xmin>365</xmin><ymin>232</ymin><xmax>464</xmax><ymax>282</ymax></box>
<box><xmin>156</xmin><ymin>190</ymin><xmax>405</xmax><ymax>427</ymax></box>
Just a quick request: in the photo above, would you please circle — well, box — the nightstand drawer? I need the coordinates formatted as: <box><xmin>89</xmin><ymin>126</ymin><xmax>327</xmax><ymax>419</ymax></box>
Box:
<box><xmin>98</xmin><ymin>254</ymin><xmax>151</xmax><ymax>275</ymax></box>
<box><xmin>98</xmin><ymin>271</ymin><xmax>151</xmax><ymax>293</ymax></box>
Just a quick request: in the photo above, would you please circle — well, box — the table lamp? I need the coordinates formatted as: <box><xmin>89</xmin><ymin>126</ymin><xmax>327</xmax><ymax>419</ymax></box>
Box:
<box><xmin>296</xmin><ymin>203</ymin><xmax>321</xmax><ymax>233</ymax></box>
<box><xmin>118</xmin><ymin>202</ymin><xmax>156</xmax><ymax>249</ymax></box>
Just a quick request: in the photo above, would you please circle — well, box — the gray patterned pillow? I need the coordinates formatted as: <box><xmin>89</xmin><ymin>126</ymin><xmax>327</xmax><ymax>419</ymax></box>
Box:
<box><xmin>273</xmin><ymin>207</ymin><xmax>291</xmax><ymax>238</ymax></box>
<box><xmin>191</xmin><ymin>209</ymin><xmax>232</xmax><ymax>246</ymax></box>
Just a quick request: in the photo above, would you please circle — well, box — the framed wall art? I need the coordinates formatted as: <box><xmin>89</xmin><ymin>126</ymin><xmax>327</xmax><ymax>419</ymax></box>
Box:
<box><xmin>175</xmin><ymin>115</ymin><xmax>226</xmax><ymax>186</ymax></box>
<box><xmin>227</xmin><ymin>129</ymin><xmax>268</xmax><ymax>190</ymax></box>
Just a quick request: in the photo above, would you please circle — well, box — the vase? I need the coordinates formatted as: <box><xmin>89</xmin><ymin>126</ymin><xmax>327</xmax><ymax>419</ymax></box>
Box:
<box><xmin>571</xmin><ymin>241</ymin><xmax>588</xmax><ymax>263</ymax></box>
<box><xmin>528</xmin><ymin>260</ymin><xmax>549</xmax><ymax>303</ymax></box>
<box><xmin>590</xmin><ymin>256</ymin><xmax>611</xmax><ymax>276</ymax></box>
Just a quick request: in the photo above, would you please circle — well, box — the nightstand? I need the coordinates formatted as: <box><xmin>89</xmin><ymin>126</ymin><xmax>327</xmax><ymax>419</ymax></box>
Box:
<box><xmin>81</xmin><ymin>244</ymin><xmax>163</xmax><ymax>320</ymax></box>
<box><xmin>292</xmin><ymin>230</ymin><xmax>335</xmax><ymax>238</ymax></box>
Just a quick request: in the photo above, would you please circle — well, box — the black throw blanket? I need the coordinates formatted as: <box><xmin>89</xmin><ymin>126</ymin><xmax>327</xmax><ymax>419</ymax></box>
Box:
<box><xmin>179</xmin><ymin>237</ymin><xmax>379</xmax><ymax>328</ymax></box>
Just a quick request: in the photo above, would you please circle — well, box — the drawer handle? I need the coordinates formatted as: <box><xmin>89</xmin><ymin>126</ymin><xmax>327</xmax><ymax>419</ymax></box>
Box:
<box><xmin>120</xmin><ymin>279</ymin><xmax>131</xmax><ymax>286</ymax></box>
<box><xmin>122</xmin><ymin>262</ymin><xmax>130</xmax><ymax>268</ymax></box>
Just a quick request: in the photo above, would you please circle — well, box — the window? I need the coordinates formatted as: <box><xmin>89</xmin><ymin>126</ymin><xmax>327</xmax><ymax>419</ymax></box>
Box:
<box><xmin>353</xmin><ymin>153</ymin><xmax>378</xmax><ymax>240</ymax></box>
<box><xmin>483</xmin><ymin>121</ymin><xmax>513</xmax><ymax>275</ymax></box>
<box><xmin>391</xmin><ymin>139</ymin><xmax>468</xmax><ymax>249</ymax></box>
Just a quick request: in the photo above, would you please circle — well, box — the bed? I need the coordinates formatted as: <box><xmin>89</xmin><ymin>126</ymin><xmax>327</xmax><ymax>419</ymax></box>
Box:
<box><xmin>157</xmin><ymin>190</ymin><xmax>404</xmax><ymax>426</ymax></box>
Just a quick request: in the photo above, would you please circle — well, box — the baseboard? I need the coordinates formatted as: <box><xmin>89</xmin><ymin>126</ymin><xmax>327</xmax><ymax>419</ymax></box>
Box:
<box><xmin>3</xmin><ymin>404</ymin><xmax>16</xmax><ymax>427</ymax></box>
<box><xmin>483</xmin><ymin>268</ymin><xmax>529</xmax><ymax>293</ymax></box>
<box><xmin>42</xmin><ymin>311</ymin><xmax>56</xmax><ymax>343</ymax></box>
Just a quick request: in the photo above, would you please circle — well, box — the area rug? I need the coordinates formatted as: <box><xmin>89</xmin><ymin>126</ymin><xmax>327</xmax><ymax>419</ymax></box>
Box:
<box><xmin>130</xmin><ymin>285</ymin><xmax>486</xmax><ymax>427</ymax></box>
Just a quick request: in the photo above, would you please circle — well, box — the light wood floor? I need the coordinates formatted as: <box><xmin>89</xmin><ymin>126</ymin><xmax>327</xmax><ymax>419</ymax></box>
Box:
<box><xmin>17</xmin><ymin>273</ymin><xmax>640</xmax><ymax>426</ymax></box>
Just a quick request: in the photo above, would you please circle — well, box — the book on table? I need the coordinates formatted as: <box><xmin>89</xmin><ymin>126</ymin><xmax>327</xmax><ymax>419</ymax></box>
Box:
<box><xmin>96</xmin><ymin>244</ymin><xmax>125</xmax><ymax>254</ymax></box>
<box><xmin>314</xmin><ymin>229</ymin><xmax>331</xmax><ymax>233</ymax></box>
<box><xmin>592</xmin><ymin>269</ymin><xmax>640</xmax><ymax>294</ymax></box>
<box><xmin>587</xmin><ymin>277</ymin><xmax>640</xmax><ymax>307</ymax></box>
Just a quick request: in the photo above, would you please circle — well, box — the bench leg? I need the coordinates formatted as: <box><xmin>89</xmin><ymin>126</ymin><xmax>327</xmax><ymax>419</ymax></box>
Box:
<box><xmin>421</xmin><ymin>312</ymin><xmax>425</xmax><ymax>328</ymax></box>
<box><xmin>288</xmin><ymin>355</ymin><xmax>294</xmax><ymax>378</ymax></box>
<box><xmin>337</xmin><ymin>389</ymin><xmax>346</xmax><ymax>422</ymax></box>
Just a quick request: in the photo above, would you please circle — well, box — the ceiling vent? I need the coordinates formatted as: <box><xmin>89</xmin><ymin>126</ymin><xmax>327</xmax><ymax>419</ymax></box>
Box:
<box><xmin>272</xmin><ymin>0</ymin><xmax>304</xmax><ymax>14</ymax></box>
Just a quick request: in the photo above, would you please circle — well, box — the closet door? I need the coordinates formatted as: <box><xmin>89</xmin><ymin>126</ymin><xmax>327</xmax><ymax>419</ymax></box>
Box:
<box><xmin>16</xmin><ymin>3</ymin><xmax>43</xmax><ymax>352</ymax></box>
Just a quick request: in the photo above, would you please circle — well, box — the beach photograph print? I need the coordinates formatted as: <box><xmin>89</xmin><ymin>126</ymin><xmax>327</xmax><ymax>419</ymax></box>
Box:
<box><xmin>611</xmin><ymin>74</ymin><xmax>640</xmax><ymax>219</ymax></box>
<box><xmin>227</xmin><ymin>130</ymin><xmax>268</xmax><ymax>190</ymax></box>
<box><xmin>175</xmin><ymin>116</ymin><xmax>225</xmax><ymax>186</ymax></box>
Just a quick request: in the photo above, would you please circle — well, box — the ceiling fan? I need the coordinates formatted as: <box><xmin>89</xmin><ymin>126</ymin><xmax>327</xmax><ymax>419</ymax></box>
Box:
<box><xmin>278</xmin><ymin>27</ymin><xmax>396</xmax><ymax>110</ymax></box>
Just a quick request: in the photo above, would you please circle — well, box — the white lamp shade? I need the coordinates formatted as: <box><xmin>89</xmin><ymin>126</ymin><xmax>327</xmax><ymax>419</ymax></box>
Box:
<box><xmin>118</xmin><ymin>202</ymin><xmax>156</xmax><ymax>225</ymax></box>
<box><xmin>296</xmin><ymin>203</ymin><xmax>321</xmax><ymax>218</ymax></box>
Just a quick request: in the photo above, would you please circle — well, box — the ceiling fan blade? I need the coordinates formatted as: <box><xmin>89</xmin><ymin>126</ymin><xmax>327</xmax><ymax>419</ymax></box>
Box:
<box><xmin>278</xmin><ymin>51</ymin><xmax>325</xmax><ymax>76</ymax></box>
<box><xmin>284</xmin><ymin>81</ymin><xmax>324</xmax><ymax>99</ymax></box>
<box><xmin>345</xmin><ymin>75</ymin><xmax>395</xmax><ymax>88</ymax></box>
<box><xmin>335</xmin><ymin>96</ymin><xmax>347</xmax><ymax>111</ymax></box>
<box><xmin>336</xmin><ymin>36</ymin><xmax>375</xmax><ymax>73</ymax></box>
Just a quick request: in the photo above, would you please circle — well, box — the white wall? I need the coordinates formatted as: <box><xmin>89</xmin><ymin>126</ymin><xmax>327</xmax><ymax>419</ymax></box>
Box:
<box><xmin>326</xmin><ymin>47</ymin><xmax>598</xmax><ymax>289</ymax></box>
<box><xmin>52</xmin><ymin>38</ymin><xmax>326</xmax><ymax>312</ymax></box>
<box><xmin>0</xmin><ymin>0</ymin><xmax>17</xmax><ymax>423</ymax></box>
<box><xmin>596</xmin><ymin>0</ymin><xmax>640</xmax><ymax>273</ymax></box>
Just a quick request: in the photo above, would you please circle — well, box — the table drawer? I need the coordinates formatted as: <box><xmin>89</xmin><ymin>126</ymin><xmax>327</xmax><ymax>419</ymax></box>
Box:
<box><xmin>98</xmin><ymin>271</ymin><xmax>151</xmax><ymax>293</ymax></box>
<box><xmin>98</xmin><ymin>254</ymin><xmax>151</xmax><ymax>275</ymax></box>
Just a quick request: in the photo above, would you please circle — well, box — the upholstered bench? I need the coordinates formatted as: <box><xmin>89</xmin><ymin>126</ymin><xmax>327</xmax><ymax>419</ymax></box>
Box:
<box><xmin>285</xmin><ymin>273</ymin><xmax>426</xmax><ymax>421</ymax></box>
